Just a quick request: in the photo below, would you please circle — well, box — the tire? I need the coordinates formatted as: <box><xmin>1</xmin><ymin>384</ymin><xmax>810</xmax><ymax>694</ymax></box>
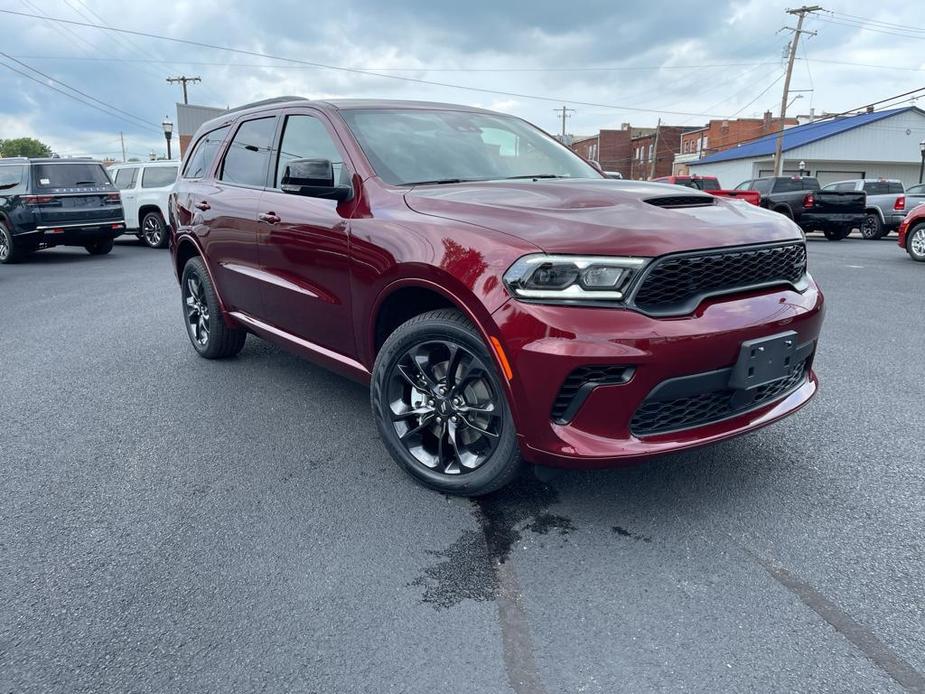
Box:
<box><xmin>860</xmin><ymin>212</ymin><xmax>883</xmax><ymax>240</ymax></box>
<box><xmin>140</xmin><ymin>211</ymin><xmax>169</xmax><ymax>249</ymax></box>
<box><xmin>84</xmin><ymin>238</ymin><xmax>114</xmax><ymax>255</ymax></box>
<box><xmin>371</xmin><ymin>309</ymin><xmax>521</xmax><ymax>496</ymax></box>
<box><xmin>180</xmin><ymin>257</ymin><xmax>247</xmax><ymax>358</ymax></box>
<box><xmin>0</xmin><ymin>222</ymin><xmax>22</xmax><ymax>264</ymax></box>
<box><xmin>907</xmin><ymin>224</ymin><xmax>925</xmax><ymax>262</ymax></box>
<box><xmin>823</xmin><ymin>228</ymin><xmax>847</xmax><ymax>241</ymax></box>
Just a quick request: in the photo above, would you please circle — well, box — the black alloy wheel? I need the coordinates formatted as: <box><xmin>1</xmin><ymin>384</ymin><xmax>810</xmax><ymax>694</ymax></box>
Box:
<box><xmin>179</xmin><ymin>257</ymin><xmax>247</xmax><ymax>358</ymax></box>
<box><xmin>0</xmin><ymin>224</ymin><xmax>16</xmax><ymax>264</ymax></box>
<box><xmin>372</xmin><ymin>309</ymin><xmax>521</xmax><ymax>495</ymax></box>
<box><xmin>860</xmin><ymin>213</ymin><xmax>883</xmax><ymax>239</ymax></box>
<box><xmin>141</xmin><ymin>211</ymin><xmax>168</xmax><ymax>249</ymax></box>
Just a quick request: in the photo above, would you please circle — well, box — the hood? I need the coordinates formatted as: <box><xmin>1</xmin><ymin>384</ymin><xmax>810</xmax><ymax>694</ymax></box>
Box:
<box><xmin>404</xmin><ymin>179</ymin><xmax>801</xmax><ymax>256</ymax></box>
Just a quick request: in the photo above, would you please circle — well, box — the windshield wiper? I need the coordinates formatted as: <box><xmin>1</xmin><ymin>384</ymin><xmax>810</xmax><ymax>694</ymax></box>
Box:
<box><xmin>500</xmin><ymin>174</ymin><xmax>568</xmax><ymax>180</ymax></box>
<box><xmin>405</xmin><ymin>178</ymin><xmax>474</xmax><ymax>186</ymax></box>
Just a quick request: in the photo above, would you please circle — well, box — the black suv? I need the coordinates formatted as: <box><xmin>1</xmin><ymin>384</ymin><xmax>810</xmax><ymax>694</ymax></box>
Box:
<box><xmin>0</xmin><ymin>157</ymin><xmax>125</xmax><ymax>263</ymax></box>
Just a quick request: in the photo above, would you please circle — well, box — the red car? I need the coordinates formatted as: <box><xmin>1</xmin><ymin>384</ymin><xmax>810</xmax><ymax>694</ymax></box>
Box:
<box><xmin>652</xmin><ymin>175</ymin><xmax>761</xmax><ymax>206</ymax></box>
<box><xmin>169</xmin><ymin>98</ymin><xmax>824</xmax><ymax>495</ymax></box>
<box><xmin>898</xmin><ymin>203</ymin><xmax>925</xmax><ymax>261</ymax></box>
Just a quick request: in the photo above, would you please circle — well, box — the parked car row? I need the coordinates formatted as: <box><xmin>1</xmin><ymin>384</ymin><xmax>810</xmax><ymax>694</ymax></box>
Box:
<box><xmin>0</xmin><ymin>157</ymin><xmax>177</xmax><ymax>263</ymax></box>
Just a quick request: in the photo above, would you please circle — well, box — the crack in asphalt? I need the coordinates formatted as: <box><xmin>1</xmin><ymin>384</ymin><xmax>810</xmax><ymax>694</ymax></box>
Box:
<box><xmin>753</xmin><ymin>556</ymin><xmax>925</xmax><ymax>694</ymax></box>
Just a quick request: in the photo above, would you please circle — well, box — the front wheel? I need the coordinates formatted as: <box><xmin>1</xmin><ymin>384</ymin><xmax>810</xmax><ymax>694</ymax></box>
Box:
<box><xmin>141</xmin><ymin>211</ymin><xmax>169</xmax><ymax>249</ymax></box>
<box><xmin>84</xmin><ymin>238</ymin><xmax>114</xmax><ymax>255</ymax></box>
<box><xmin>371</xmin><ymin>309</ymin><xmax>521</xmax><ymax>496</ymax></box>
<box><xmin>907</xmin><ymin>224</ymin><xmax>925</xmax><ymax>262</ymax></box>
<box><xmin>180</xmin><ymin>257</ymin><xmax>247</xmax><ymax>358</ymax></box>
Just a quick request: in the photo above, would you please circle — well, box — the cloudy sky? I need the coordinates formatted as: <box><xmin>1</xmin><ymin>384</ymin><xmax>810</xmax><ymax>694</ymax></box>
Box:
<box><xmin>1</xmin><ymin>0</ymin><xmax>923</xmax><ymax>160</ymax></box>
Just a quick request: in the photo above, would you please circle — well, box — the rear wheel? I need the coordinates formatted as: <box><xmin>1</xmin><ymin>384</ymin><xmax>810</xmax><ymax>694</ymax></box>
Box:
<box><xmin>180</xmin><ymin>257</ymin><xmax>247</xmax><ymax>358</ymax></box>
<box><xmin>84</xmin><ymin>238</ymin><xmax>114</xmax><ymax>255</ymax></box>
<box><xmin>823</xmin><ymin>227</ymin><xmax>850</xmax><ymax>241</ymax></box>
<box><xmin>0</xmin><ymin>223</ymin><xmax>22</xmax><ymax>264</ymax></box>
<box><xmin>371</xmin><ymin>309</ymin><xmax>521</xmax><ymax>496</ymax></box>
<box><xmin>860</xmin><ymin>213</ymin><xmax>883</xmax><ymax>239</ymax></box>
<box><xmin>141</xmin><ymin>211</ymin><xmax>169</xmax><ymax>249</ymax></box>
<box><xmin>907</xmin><ymin>224</ymin><xmax>925</xmax><ymax>262</ymax></box>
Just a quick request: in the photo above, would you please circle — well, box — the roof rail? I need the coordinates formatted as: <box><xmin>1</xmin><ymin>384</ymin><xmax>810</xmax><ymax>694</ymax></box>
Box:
<box><xmin>0</xmin><ymin>156</ymin><xmax>29</xmax><ymax>162</ymax></box>
<box><xmin>226</xmin><ymin>96</ymin><xmax>308</xmax><ymax>115</ymax></box>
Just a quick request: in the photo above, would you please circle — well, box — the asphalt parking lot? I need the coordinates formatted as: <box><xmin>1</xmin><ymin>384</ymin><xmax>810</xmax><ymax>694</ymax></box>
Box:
<box><xmin>1</xmin><ymin>235</ymin><xmax>922</xmax><ymax>693</ymax></box>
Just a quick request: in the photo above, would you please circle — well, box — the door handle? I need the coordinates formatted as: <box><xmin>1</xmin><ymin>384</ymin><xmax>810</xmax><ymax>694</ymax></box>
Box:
<box><xmin>194</xmin><ymin>201</ymin><xmax>211</xmax><ymax>211</ymax></box>
<box><xmin>258</xmin><ymin>212</ymin><xmax>281</xmax><ymax>224</ymax></box>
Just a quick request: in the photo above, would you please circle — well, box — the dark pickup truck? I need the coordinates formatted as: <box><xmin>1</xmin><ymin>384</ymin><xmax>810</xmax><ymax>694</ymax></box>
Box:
<box><xmin>734</xmin><ymin>176</ymin><xmax>866</xmax><ymax>240</ymax></box>
<box><xmin>0</xmin><ymin>157</ymin><xmax>125</xmax><ymax>263</ymax></box>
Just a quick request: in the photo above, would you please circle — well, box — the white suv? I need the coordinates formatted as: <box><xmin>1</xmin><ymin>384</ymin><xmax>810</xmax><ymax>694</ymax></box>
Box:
<box><xmin>108</xmin><ymin>161</ymin><xmax>179</xmax><ymax>248</ymax></box>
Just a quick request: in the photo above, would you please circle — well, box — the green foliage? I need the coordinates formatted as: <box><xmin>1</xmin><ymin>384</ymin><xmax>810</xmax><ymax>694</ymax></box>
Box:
<box><xmin>0</xmin><ymin>137</ymin><xmax>53</xmax><ymax>158</ymax></box>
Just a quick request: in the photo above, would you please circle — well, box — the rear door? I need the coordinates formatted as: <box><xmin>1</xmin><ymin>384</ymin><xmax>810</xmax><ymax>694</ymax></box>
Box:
<box><xmin>205</xmin><ymin>115</ymin><xmax>279</xmax><ymax>317</ymax></box>
<box><xmin>28</xmin><ymin>162</ymin><xmax>122</xmax><ymax>230</ymax></box>
<box><xmin>112</xmin><ymin>166</ymin><xmax>140</xmax><ymax>228</ymax></box>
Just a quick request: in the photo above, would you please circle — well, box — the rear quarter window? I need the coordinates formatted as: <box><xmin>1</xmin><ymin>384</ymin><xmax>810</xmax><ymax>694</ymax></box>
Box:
<box><xmin>32</xmin><ymin>162</ymin><xmax>110</xmax><ymax>188</ymax></box>
<box><xmin>142</xmin><ymin>166</ymin><xmax>178</xmax><ymax>189</ymax></box>
<box><xmin>0</xmin><ymin>165</ymin><xmax>26</xmax><ymax>193</ymax></box>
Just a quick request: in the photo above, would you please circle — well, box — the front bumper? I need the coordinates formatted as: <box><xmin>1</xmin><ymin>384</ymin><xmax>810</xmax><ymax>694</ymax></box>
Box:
<box><xmin>492</xmin><ymin>279</ymin><xmax>825</xmax><ymax>468</ymax></box>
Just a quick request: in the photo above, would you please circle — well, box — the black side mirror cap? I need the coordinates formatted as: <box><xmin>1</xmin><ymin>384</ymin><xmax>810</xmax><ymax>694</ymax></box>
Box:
<box><xmin>281</xmin><ymin>158</ymin><xmax>354</xmax><ymax>202</ymax></box>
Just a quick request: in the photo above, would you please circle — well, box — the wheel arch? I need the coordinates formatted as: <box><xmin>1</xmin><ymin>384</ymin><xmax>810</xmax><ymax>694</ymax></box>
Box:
<box><xmin>138</xmin><ymin>204</ymin><xmax>165</xmax><ymax>228</ymax></box>
<box><xmin>174</xmin><ymin>235</ymin><xmax>237</xmax><ymax>327</ymax></box>
<box><xmin>772</xmin><ymin>204</ymin><xmax>794</xmax><ymax>219</ymax></box>
<box><xmin>864</xmin><ymin>206</ymin><xmax>885</xmax><ymax>222</ymax></box>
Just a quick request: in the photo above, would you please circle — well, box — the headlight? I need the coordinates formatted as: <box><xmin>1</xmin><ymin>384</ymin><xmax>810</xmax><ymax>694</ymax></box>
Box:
<box><xmin>503</xmin><ymin>254</ymin><xmax>649</xmax><ymax>302</ymax></box>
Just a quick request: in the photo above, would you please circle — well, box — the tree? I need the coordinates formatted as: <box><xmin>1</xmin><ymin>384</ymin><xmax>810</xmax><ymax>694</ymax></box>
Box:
<box><xmin>0</xmin><ymin>137</ymin><xmax>53</xmax><ymax>158</ymax></box>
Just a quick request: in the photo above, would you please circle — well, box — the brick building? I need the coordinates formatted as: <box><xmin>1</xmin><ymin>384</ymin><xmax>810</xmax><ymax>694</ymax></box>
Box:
<box><xmin>571</xmin><ymin>124</ymin><xmax>655</xmax><ymax>177</ymax></box>
<box><xmin>628</xmin><ymin>126</ymin><xmax>690</xmax><ymax>180</ymax></box>
<box><xmin>673</xmin><ymin>112</ymin><xmax>799</xmax><ymax>175</ymax></box>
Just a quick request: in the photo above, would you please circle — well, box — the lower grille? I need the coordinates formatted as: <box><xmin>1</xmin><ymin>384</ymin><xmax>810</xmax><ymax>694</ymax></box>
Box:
<box><xmin>630</xmin><ymin>360</ymin><xmax>808</xmax><ymax>436</ymax></box>
<box><xmin>551</xmin><ymin>365</ymin><xmax>633</xmax><ymax>424</ymax></box>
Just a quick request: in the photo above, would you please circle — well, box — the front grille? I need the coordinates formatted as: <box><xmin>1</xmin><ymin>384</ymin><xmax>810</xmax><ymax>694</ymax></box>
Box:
<box><xmin>630</xmin><ymin>360</ymin><xmax>808</xmax><ymax>436</ymax></box>
<box><xmin>551</xmin><ymin>365</ymin><xmax>633</xmax><ymax>423</ymax></box>
<box><xmin>632</xmin><ymin>242</ymin><xmax>807</xmax><ymax>315</ymax></box>
<box><xmin>645</xmin><ymin>195</ymin><xmax>716</xmax><ymax>209</ymax></box>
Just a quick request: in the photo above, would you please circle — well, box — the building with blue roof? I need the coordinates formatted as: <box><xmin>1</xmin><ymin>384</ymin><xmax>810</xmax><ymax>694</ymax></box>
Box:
<box><xmin>686</xmin><ymin>106</ymin><xmax>925</xmax><ymax>188</ymax></box>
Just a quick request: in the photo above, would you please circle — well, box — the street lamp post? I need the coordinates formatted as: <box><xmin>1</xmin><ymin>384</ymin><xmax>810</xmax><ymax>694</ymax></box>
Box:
<box><xmin>919</xmin><ymin>140</ymin><xmax>925</xmax><ymax>184</ymax></box>
<box><xmin>162</xmin><ymin>117</ymin><xmax>174</xmax><ymax>160</ymax></box>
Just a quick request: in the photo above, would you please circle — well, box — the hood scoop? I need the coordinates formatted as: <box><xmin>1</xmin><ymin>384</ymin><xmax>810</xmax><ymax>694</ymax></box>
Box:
<box><xmin>645</xmin><ymin>195</ymin><xmax>716</xmax><ymax>209</ymax></box>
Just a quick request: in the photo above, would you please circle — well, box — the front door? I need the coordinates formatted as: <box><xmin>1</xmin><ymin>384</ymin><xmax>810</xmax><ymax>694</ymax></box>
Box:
<box><xmin>257</xmin><ymin>111</ymin><xmax>355</xmax><ymax>357</ymax></box>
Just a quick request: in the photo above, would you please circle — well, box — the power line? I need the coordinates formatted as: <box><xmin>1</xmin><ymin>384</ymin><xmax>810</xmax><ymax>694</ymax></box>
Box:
<box><xmin>731</xmin><ymin>72</ymin><xmax>786</xmax><ymax>118</ymax></box>
<box><xmin>0</xmin><ymin>56</ymin><xmax>161</xmax><ymax>134</ymax></box>
<box><xmin>0</xmin><ymin>8</ymin><xmax>754</xmax><ymax>119</ymax></box>
<box><xmin>826</xmin><ymin>10</ymin><xmax>925</xmax><ymax>34</ymax></box>
<box><xmin>813</xmin><ymin>15</ymin><xmax>925</xmax><ymax>40</ymax></box>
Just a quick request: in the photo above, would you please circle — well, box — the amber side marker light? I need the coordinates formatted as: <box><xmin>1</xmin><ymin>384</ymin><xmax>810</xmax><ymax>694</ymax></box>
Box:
<box><xmin>489</xmin><ymin>336</ymin><xmax>513</xmax><ymax>381</ymax></box>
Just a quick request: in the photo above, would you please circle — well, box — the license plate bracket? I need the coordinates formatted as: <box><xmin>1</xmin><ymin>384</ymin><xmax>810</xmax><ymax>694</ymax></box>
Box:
<box><xmin>729</xmin><ymin>331</ymin><xmax>797</xmax><ymax>390</ymax></box>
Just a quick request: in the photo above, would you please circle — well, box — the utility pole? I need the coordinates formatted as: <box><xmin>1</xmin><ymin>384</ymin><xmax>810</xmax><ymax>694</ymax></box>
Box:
<box><xmin>166</xmin><ymin>75</ymin><xmax>201</xmax><ymax>105</ymax></box>
<box><xmin>649</xmin><ymin>118</ymin><xmax>662</xmax><ymax>180</ymax></box>
<box><xmin>772</xmin><ymin>5</ymin><xmax>821</xmax><ymax>176</ymax></box>
<box><xmin>120</xmin><ymin>132</ymin><xmax>126</xmax><ymax>162</ymax></box>
<box><xmin>554</xmin><ymin>105</ymin><xmax>575</xmax><ymax>139</ymax></box>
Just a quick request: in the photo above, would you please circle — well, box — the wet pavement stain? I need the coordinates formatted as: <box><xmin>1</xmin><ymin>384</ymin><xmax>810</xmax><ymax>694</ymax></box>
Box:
<box><xmin>611</xmin><ymin>525</ymin><xmax>652</xmax><ymax>543</ymax></box>
<box><xmin>410</xmin><ymin>473</ymin><xmax>575</xmax><ymax>609</ymax></box>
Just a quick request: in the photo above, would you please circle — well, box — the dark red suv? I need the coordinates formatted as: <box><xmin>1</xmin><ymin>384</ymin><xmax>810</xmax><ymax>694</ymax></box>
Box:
<box><xmin>170</xmin><ymin>98</ymin><xmax>824</xmax><ymax>495</ymax></box>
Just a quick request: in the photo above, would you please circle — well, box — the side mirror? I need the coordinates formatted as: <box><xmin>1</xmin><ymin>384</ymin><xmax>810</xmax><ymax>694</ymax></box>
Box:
<box><xmin>589</xmin><ymin>159</ymin><xmax>604</xmax><ymax>173</ymax></box>
<box><xmin>281</xmin><ymin>158</ymin><xmax>353</xmax><ymax>202</ymax></box>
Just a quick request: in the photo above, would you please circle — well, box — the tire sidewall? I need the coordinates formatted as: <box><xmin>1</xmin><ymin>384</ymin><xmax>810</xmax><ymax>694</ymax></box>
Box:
<box><xmin>908</xmin><ymin>225</ymin><xmax>925</xmax><ymax>261</ymax></box>
<box><xmin>180</xmin><ymin>257</ymin><xmax>219</xmax><ymax>356</ymax></box>
<box><xmin>0</xmin><ymin>223</ymin><xmax>15</xmax><ymax>264</ymax></box>
<box><xmin>371</xmin><ymin>315</ymin><xmax>519</xmax><ymax>495</ymax></box>
<box><xmin>861</xmin><ymin>213</ymin><xmax>882</xmax><ymax>239</ymax></box>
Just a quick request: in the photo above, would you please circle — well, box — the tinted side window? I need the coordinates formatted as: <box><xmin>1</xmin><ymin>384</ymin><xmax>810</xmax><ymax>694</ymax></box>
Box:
<box><xmin>888</xmin><ymin>182</ymin><xmax>904</xmax><ymax>194</ymax></box>
<box><xmin>752</xmin><ymin>179</ymin><xmax>772</xmax><ymax>194</ymax></box>
<box><xmin>0</xmin><ymin>165</ymin><xmax>26</xmax><ymax>193</ymax></box>
<box><xmin>734</xmin><ymin>180</ymin><xmax>752</xmax><ymax>191</ymax></box>
<box><xmin>275</xmin><ymin>114</ymin><xmax>345</xmax><ymax>187</ymax></box>
<box><xmin>220</xmin><ymin>117</ymin><xmax>277</xmax><ymax>187</ymax></box>
<box><xmin>863</xmin><ymin>181</ymin><xmax>889</xmax><ymax>195</ymax></box>
<box><xmin>113</xmin><ymin>168</ymin><xmax>138</xmax><ymax>190</ymax></box>
<box><xmin>142</xmin><ymin>166</ymin><xmax>178</xmax><ymax>189</ymax></box>
<box><xmin>183</xmin><ymin>125</ymin><xmax>230</xmax><ymax>179</ymax></box>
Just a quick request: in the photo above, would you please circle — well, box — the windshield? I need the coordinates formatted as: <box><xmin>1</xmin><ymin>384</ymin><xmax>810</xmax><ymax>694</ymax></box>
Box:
<box><xmin>340</xmin><ymin>108</ymin><xmax>600</xmax><ymax>185</ymax></box>
<box><xmin>32</xmin><ymin>162</ymin><xmax>110</xmax><ymax>188</ymax></box>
